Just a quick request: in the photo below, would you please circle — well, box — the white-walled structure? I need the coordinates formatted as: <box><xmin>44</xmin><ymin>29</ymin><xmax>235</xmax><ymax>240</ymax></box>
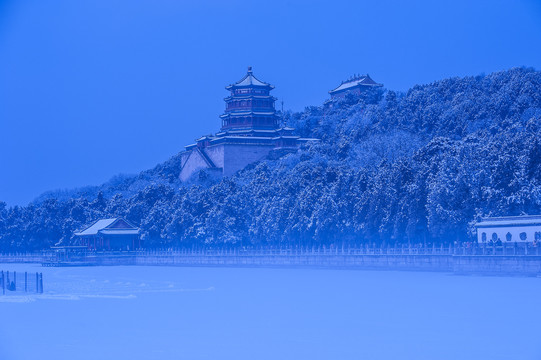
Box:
<box><xmin>475</xmin><ymin>215</ymin><xmax>541</xmax><ymax>243</ymax></box>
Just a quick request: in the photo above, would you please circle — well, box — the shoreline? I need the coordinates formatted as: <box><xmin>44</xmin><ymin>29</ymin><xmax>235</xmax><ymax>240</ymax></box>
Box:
<box><xmin>1</xmin><ymin>250</ymin><xmax>540</xmax><ymax>277</ymax></box>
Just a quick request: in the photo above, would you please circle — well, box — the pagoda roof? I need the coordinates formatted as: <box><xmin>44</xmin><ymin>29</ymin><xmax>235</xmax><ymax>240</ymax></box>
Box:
<box><xmin>215</xmin><ymin>127</ymin><xmax>294</xmax><ymax>136</ymax></box>
<box><xmin>329</xmin><ymin>74</ymin><xmax>383</xmax><ymax>94</ymax></box>
<box><xmin>219</xmin><ymin>136</ymin><xmax>275</xmax><ymax>140</ymax></box>
<box><xmin>74</xmin><ymin>218</ymin><xmax>139</xmax><ymax>236</ymax></box>
<box><xmin>271</xmin><ymin>135</ymin><xmax>300</xmax><ymax>139</ymax></box>
<box><xmin>196</xmin><ymin>135</ymin><xmax>216</xmax><ymax>142</ymax></box>
<box><xmin>220</xmin><ymin>111</ymin><xmax>276</xmax><ymax>118</ymax></box>
<box><xmin>207</xmin><ymin>136</ymin><xmax>275</xmax><ymax>145</ymax></box>
<box><xmin>184</xmin><ymin>144</ymin><xmax>198</xmax><ymax>151</ymax></box>
<box><xmin>224</xmin><ymin>95</ymin><xmax>277</xmax><ymax>101</ymax></box>
<box><xmin>226</xmin><ymin>67</ymin><xmax>274</xmax><ymax>90</ymax></box>
<box><xmin>217</xmin><ymin>129</ymin><xmax>273</xmax><ymax>135</ymax></box>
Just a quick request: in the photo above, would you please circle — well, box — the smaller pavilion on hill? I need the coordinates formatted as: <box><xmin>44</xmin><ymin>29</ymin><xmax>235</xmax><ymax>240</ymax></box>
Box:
<box><xmin>329</xmin><ymin>74</ymin><xmax>383</xmax><ymax>99</ymax></box>
<box><xmin>74</xmin><ymin>218</ymin><xmax>141</xmax><ymax>251</ymax></box>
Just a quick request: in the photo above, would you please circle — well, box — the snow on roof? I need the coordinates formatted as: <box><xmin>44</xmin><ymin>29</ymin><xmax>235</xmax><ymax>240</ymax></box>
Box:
<box><xmin>75</xmin><ymin>219</ymin><xmax>117</xmax><ymax>236</ymax></box>
<box><xmin>214</xmin><ymin>129</ymin><xmax>284</xmax><ymax>138</ymax></box>
<box><xmin>251</xmin><ymin>129</ymin><xmax>279</xmax><ymax>133</ymax></box>
<box><xmin>221</xmin><ymin>111</ymin><xmax>276</xmax><ymax>117</ymax></box>
<box><xmin>220</xmin><ymin>136</ymin><xmax>276</xmax><ymax>140</ymax></box>
<box><xmin>99</xmin><ymin>229</ymin><xmax>140</xmax><ymax>235</ymax></box>
<box><xmin>271</xmin><ymin>136</ymin><xmax>301</xmax><ymax>140</ymax></box>
<box><xmin>74</xmin><ymin>218</ymin><xmax>139</xmax><ymax>236</ymax></box>
<box><xmin>475</xmin><ymin>215</ymin><xmax>541</xmax><ymax>227</ymax></box>
<box><xmin>220</xmin><ymin>129</ymin><xmax>277</xmax><ymax>134</ymax></box>
<box><xmin>224</xmin><ymin>95</ymin><xmax>276</xmax><ymax>101</ymax></box>
<box><xmin>196</xmin><ymin>135</ymin><xmax>216</xmax><ymax>142</ymax></box>
<box><xmin>329</xmin><ymin>74</ymin><xmax>383</xmax><ymax>94</ymax></box>
<box><xmin>226</xmin><ymin>67</ymin><xmax>273</xmax><ymax>89</ymax></box>
<box><xmin>235</xmin><ymin>75</ymin><xmax>268</xmax><ymax>87</ymax></box>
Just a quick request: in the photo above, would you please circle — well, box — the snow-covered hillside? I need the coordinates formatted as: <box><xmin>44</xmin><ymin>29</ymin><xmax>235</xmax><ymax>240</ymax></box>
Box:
<box><xmin>1</xmin><ymin>68</ymin><xmax>541</xmax><ymax>250</ymax></box>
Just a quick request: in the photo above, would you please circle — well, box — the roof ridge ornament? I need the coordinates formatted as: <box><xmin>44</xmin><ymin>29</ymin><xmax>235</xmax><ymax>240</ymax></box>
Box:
<box><xmin>247</xmin><ymin>66</ymin><xmax>253</xmax><ymax>74</ymax></box>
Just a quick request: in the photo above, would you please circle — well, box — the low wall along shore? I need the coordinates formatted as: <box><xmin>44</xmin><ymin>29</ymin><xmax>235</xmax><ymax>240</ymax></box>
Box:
<box><xmin>1</xmin><ymin>244</ymin><xmax>541</xmax><ymax>276</ymax></box>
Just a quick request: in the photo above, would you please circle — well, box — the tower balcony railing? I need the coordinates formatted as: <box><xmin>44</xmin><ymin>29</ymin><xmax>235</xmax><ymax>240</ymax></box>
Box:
<box><xmin>225</xmin><ymin>103</ymin><xmax>275</xmax><ymax>110</ymax></box>
<box><xmin>225</xmin><ymin>106</ymin><xmax>276</xmax><ymax>112</ymax></box>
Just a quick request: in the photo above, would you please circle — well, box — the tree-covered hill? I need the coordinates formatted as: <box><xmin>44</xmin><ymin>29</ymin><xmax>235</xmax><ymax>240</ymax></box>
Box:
<box><xmin>1</xmin><ymin>67</ymin><xmax>540</xmax><ymax>250</ymax></box>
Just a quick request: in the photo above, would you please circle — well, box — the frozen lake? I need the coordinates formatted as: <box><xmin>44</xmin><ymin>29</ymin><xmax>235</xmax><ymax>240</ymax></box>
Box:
<box><xmin>0</xmin><ymin>264</ymin><xmax>540</xmax><ymax>360</ymax></box>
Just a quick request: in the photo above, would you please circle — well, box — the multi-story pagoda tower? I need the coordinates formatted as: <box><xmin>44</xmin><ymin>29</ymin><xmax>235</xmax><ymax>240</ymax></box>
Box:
<box><xmin>179</xmin><ymin>67</ymin><xmax>317</xmax><ymax>181</ymax></box>
<box><xmin>221</xmin><ymin>67</ymin><xmax>279</xmax><ymax>130</ymax></box>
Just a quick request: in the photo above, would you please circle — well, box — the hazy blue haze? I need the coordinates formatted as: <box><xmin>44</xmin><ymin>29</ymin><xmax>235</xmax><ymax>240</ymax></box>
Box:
<box><xmin>1</xmin><ymin>0</ymin><xmax>541</xmax><ymax>205</ymax></box>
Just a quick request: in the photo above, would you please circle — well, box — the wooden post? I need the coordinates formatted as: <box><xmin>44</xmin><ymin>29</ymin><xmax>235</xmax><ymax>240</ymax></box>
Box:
<box><xmin>39</xmin><ymin>273</ymin><xmax>43</xmax><ymax>294</ymax></box>
<box><xmin>14</xmin><ymin>271</ymin><xmax>16</xmax><ymax>291</ymax></box>
<box><xmin>36</xmin><ymin>272</ymin><xmax>39</xmax><ymax>293</ymax></box>
<box><xmin>1</xmin><ymin>270</ymin><xmax>4</xmax><ymax>295</ymax></box>
<box><xmin>25</xmin><ymin>272</ymin><xmax>27</xmax><ymax>292</ymax></box>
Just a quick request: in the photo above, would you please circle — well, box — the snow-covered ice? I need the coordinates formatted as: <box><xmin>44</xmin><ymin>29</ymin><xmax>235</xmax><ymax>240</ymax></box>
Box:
<box><xmin>0</xmin><ymin>264</ymin><xmax>540</xmax><ymax>360</ymax></box>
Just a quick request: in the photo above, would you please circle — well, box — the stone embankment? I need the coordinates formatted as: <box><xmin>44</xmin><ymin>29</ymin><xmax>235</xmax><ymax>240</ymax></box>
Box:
<box><xmin>1</xmin><ymin>245</ymin><xmax>540</xmax><ymax>276</ymax></box>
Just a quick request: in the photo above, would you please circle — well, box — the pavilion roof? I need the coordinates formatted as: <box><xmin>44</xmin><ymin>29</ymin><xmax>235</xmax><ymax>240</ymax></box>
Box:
<box><xmin>196</xmin><ymin>135</ymin><xmax>216</xmax><ymax>142</ymax></box>
<box><xmin>74</xmin><ymin>218</ymin><xmax>139</xmax><ymax>236</ymax></box>
<box><xmin>226</xmin><ymin>67</ymin><xmax>274</xmax><ymax>89</ymax></box>
<box><xmin>224</xmin><ymin>94</ymin><xmax>276</xmax><ymax>101</ymax></box>
<box><xmin>220</xmin><ymin>111</ymin><xmax>276</xmax><ymax>118</ymax></box>
<box><xmin>475</xmin><ymin>215</ymin><xmax>541</xmax><ymax>227</ymax></box>
<box><xmin>215</xmin><ymin>127</ymin><xmax>295</xmax><ymax>136</ymax></box>
<box><xmin>329</xmin><ymin>74</ymin><xmax>383</xmax><ymax>94</ymax></box>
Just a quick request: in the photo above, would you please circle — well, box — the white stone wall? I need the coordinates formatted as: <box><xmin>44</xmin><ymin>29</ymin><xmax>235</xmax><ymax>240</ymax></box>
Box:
<box><xmin>223</xmin><ymin>144</ymin><xmax>275</xmax><ymax>177</ymax></box>
<box><xmin>179</xmin><ymin>142</ymin><xmax>279</xmax><ymax>181</ymax></box>
<box><xmin>204</xmin><ymin>145</ymin><xmax>225</xmax><ymax>169</ymax></box>
<box><xmin>476</xmin><ymin>225</ymin><xmax>541</xmax><ymax>243</ymax></box>
<box><xmin>179</xmin><ymin>150</ymin><xmax>211</xmax><ymax>182</ymax></box>
<box><xmin>180</xmin><ymin>152</ymin><xmax>190</xmax><ymax>168</ymax></box>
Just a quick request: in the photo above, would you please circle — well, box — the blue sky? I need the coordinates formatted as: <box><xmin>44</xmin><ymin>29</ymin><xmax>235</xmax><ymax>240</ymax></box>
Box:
<box><xmin>0</xmin><ymin>0</ymin><xmax>540</xmax><ymax>205</ymax></box>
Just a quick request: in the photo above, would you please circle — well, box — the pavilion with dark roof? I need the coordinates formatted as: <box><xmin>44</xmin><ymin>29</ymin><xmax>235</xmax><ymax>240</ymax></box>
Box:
<box><xmin>329</xmin><ymin>74</ymin><xmax>383</xmax><ymax>99</ymax></box>
<box><xmin>74</xmin><ymin>218</ymin><xmax>141</xmax><ymax>251</ymax></box>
